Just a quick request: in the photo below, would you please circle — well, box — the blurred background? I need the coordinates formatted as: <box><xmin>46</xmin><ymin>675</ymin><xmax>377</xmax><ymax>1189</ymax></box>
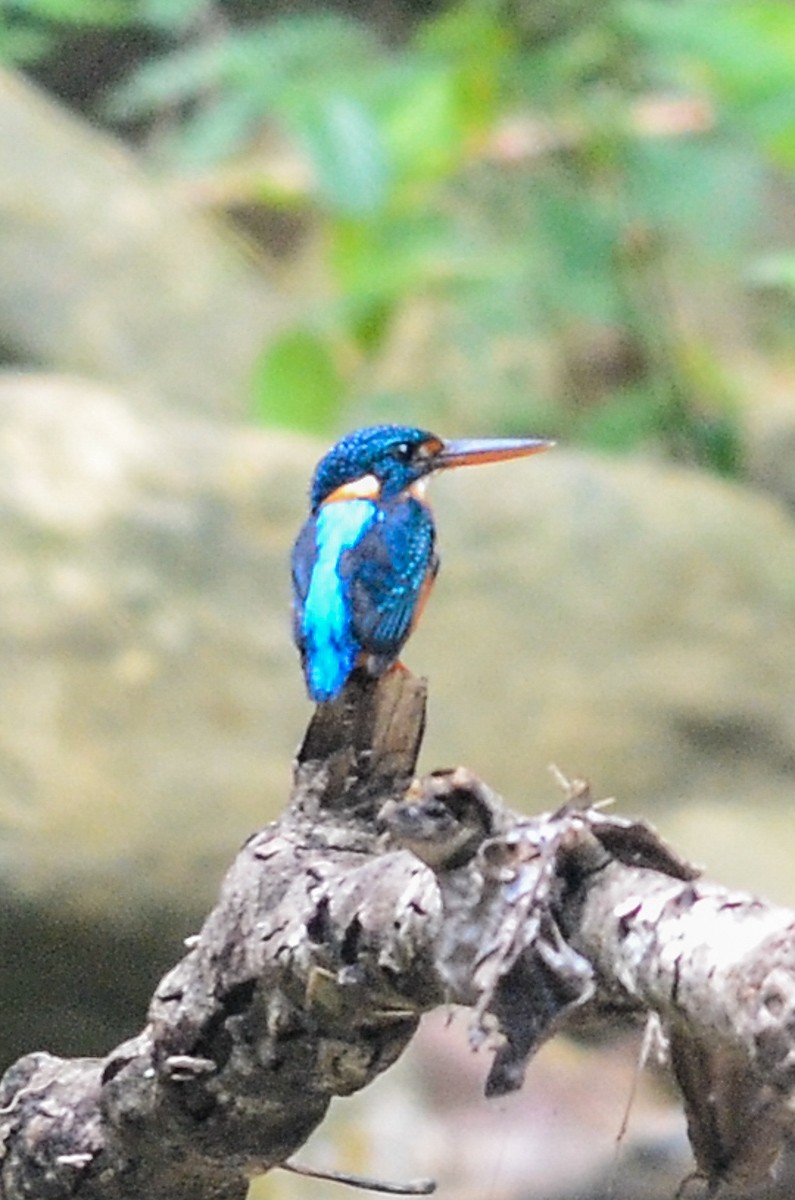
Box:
<box><xmin>1</xmin><ymin>0</ymin><xmax>795</xmax><ymax>1195</ymax></box>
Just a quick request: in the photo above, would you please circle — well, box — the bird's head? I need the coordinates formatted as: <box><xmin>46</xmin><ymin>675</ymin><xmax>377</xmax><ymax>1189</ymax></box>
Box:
<box><xmin>310</xmin><ymin>423</ymin><xmax>553</xmax><ymax>511</ymax></box>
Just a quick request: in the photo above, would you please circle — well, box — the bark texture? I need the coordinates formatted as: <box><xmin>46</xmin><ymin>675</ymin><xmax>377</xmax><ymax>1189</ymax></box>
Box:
<box><xmin>2</xmin><ymin>671</ymin><xmax>795</xmax><ymax>1199</ymax></box>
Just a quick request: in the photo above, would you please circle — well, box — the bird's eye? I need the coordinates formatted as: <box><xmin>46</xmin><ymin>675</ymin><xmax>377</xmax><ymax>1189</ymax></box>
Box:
<box><xmin>393</xmin><ymin>442</ymin><xmax>413</xmax><ymax>463</ymax></box>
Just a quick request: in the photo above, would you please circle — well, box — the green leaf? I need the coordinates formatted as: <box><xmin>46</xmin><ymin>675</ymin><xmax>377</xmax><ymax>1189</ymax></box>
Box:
<box><xmin>107</xmin><ymin>38</ymin><xmax>237</xmax><ymax>118</ymax></box>
<box><xmin>6</xmin><ymin>0</ymin><xmax>128</xmax><ymax>24</ymax></box>
<box><xmin>329</xmin><ymin>212</ymin><xmax>445</xmax><ymax>304</ymax></box>
<box><xmin>621</xmin><ymin>0</ymin><xmax>795</xmax><ymax>101</ymax></box>
<box><xmin>165</xmin><ymin>90</ymin><xmax>265</xmax><ymax>167</ymax></box>
<box><xmin>748</xmin><ymin>254</ymin><xmax>795</xmax><ymax>293</ymax></box>
<box><xmin>382</xmin><ymin>65</ymin><xmax>466</xmax><ymax>187</ymax></box>
<box><xmin>689</xmin><ymin>415</ymin><xmax>744</xmax><ymax>476</ymax></box>
<box><xmin>0</xmin><ymin>24</ymin><xmax>52</xmax><ymax>63</ymax></box>
<box><xmin>418</xmin><ymin>0</ymin><xmax>509</xmax><ymax>63</ymax></box>
<box><xmin>289</xmin><ymin>95</ymin><xmax>390</xmax><ymax>216</ymax></box>
<box><xmin>135</xmin><ymin>0</ymin><xmax>207</xmax><ymax>32</ymax></box>
<box><xmin>251</xmin><ymin>330</ymin><xmax>343</xmax><ymax>435</ymax></box>
<box><xmin>111</xmin><ymin>15</ymin><xmax>381</xmax><ymax>120</ymax></box>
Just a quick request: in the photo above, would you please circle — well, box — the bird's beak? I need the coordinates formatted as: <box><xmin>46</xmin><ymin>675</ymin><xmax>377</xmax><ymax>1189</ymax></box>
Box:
<box><xmin>433</xmin><ymin>436</ymin><xmax>554</xmax><ymax>471</ymax></box>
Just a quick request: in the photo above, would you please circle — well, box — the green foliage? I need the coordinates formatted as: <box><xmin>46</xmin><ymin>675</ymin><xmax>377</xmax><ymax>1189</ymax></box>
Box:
<box><xmin>293</xmin><ymin>96</ymin><xmax>390</xmax><ymax>217</ymax></box>
<box><xmin>133</xmin><ymin>0</ymin><xmax>211</xmax><ymax>33</ymax></box>
<box><xmin>0</xmin><ymin>0</ymin><xmax>129</xmax><ymax>61</ymax></box>
<box><xmin>4</xmin><ymin>0</ymin><xmax>127</xmax><ymax>23</ymax></box>
<box><xmin>251</xmin><ymin>329</ymin><xmax>344</xmax><ymax>436</ymax></box>
<box><xmin>752</xmin><ymin>254</ymin><xmax>795</xmax><ymax>294</ymax></box>
<box><xmin>6</xmin><ymin>0</ymin><xmax>795</xmax><ymax>469</ymax></box>
<box><xmin>0</xmin><ymin>23</ymin><xmax>49</xmax><ymax>63</ymax></box>
<box><xmin>108</xmin><ymin>14</ymin><xmax>386</xmax><ymax>167</ymax></box>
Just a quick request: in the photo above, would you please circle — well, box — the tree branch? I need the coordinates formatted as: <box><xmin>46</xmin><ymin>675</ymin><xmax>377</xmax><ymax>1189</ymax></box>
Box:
<box><xmin>1</xmin><ymin>671</ymin><xmax>793</xmax><ymax>1198</ymax></box>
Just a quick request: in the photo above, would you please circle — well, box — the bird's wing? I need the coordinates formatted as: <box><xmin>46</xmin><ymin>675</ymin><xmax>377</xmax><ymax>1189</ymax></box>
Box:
<box><xmin>344</xmin><ymin>497</ymin><xmax>437</xmax><ymax>657</ymax></box>
<box><xmin>290</xmin><ymin>516</ymin><xmax>319</xmax><ymax>653</ymax></box>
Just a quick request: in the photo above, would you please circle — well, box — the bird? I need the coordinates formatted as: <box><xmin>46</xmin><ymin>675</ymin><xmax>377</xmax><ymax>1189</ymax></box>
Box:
<box><xmin>291</xmin><ymin>423</ymin><xmax>553</xmax><ymax>703</ymax></box>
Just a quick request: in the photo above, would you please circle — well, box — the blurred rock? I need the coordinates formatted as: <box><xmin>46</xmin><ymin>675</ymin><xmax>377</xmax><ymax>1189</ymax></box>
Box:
<box><xmin>420</xmin><ymin>446</ymin><xmax>795</xmax><ymax>830</ymax></box>
<box><xmin>0</xmin><ymin>372</ymin><xmax>308</xmax><ymax>924</ymax></box>
<box><xmin>0</xmin><ymin>371</ymin><xmax>310</xmax><ymax>1061</ymax></box>
<box><xmin>260</xmin><ymin>1014</ymin><xmax>689</xmax><ymax>1200</ymax></box>
<box><xmin>2</xmin><ymin>372</ymin><xmax>795</xmax><ymax>1063</ymax></box>
<box><xmin>0</xmin><ymin>70</ymin><xmax>289</xmax><ymax>413</ymax></box>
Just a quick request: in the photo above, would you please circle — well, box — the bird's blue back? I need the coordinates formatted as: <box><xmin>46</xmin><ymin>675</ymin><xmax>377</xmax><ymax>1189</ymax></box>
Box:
<box><xmin>292</xmin><ymin>499</ymin><xmax>377</xmax><ymax>702</ymax></box>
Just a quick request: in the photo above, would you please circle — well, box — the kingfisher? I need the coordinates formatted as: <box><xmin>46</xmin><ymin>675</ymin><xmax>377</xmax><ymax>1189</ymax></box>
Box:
<box><xmin>291</xmin><ymin>424</ymin><xmax>553</xmax><ymax>703</ymax></box>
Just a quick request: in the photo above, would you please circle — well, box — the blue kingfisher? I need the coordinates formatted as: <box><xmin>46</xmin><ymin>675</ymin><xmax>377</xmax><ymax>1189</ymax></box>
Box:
<box><xmin>291</xmin><ymin>424</ymin><xmax>552</xmax><ymax>702</ymax></box>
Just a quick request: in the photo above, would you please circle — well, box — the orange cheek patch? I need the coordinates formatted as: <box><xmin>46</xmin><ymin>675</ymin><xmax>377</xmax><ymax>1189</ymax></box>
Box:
<box><xmin>324</xmin><ymin>474</ymin><xmax>381</xmax><ymax>504</ymax></box>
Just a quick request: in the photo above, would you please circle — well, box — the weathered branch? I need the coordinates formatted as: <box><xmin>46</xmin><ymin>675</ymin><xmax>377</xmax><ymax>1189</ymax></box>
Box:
<box><xmin>1</xmin><ymin>671</ymin><xmax>794</xmax><ymax>1199</ymax></box>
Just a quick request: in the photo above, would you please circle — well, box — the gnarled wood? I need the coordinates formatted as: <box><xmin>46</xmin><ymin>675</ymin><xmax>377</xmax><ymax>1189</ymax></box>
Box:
<box><xmin>3</xmin><ymin>672</ymin><xmax>795</xmax><ymax>1198</ymax></box>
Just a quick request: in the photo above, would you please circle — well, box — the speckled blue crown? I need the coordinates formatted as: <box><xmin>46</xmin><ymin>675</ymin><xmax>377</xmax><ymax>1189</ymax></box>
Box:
<box><xmin>310</xmin><ymin>424</ymin><xmax>435</xmax><ymax>510</ymax></box>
